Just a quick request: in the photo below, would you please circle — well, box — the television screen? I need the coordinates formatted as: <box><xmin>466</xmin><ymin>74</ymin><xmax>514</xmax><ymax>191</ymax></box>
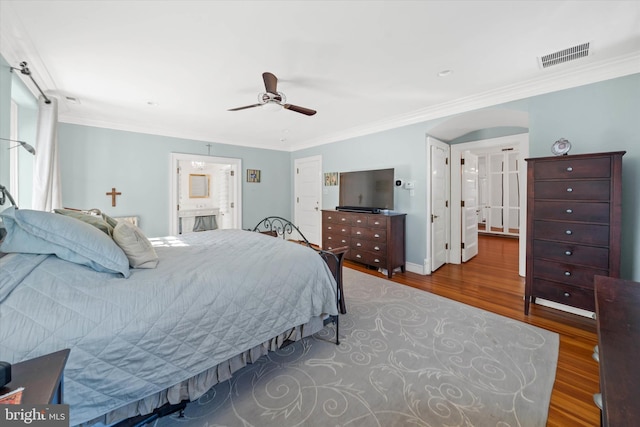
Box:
<box><xmin>338</xmin><ymin>168</ymin><xmax>394</xmax><ymax>212</ymax></box>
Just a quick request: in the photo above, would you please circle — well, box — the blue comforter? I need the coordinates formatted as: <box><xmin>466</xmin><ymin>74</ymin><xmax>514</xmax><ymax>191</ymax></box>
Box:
<box><xmin>0</xmin><ymin>229</ymin><xmax>337</xmax><ymax>425</ymax></box>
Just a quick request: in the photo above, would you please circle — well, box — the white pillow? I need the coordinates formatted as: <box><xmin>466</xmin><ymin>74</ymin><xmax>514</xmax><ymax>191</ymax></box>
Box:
<box><xmin>112</xmin><ymin>220</ymin><xmax>159</xmax><ymax>269</ymax></box>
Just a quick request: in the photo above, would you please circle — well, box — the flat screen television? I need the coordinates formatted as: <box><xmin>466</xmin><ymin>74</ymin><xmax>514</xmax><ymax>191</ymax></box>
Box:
<box><xmin>338</xmin><ymin>168</ymin><xmax>394</xmax><ymax>213</ymax></box>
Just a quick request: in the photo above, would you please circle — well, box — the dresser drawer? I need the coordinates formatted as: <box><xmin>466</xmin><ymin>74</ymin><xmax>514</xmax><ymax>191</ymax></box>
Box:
<box><xmin>533</xmin><ymin>201</ymin><xmax>610</xmax><ymax>223</ymax></box>
<box><xmin>324</xmin><ymin>223</ymin><xmax>351</xmax><ymax>235</ymax></box>
<box><xmin>352</xmin><ymin>237</ymin><xmax>386</xmax><ymax>254</ymax></box>
<box><xmin>532</xmin><ymin>220</ymin><xmax>609</xmax><ymax>246</ymax></box>
<box><xmin>532</xmin><ymin>258</ymin><xmax>608</xmax><ymax>290</ymax></box>
<box><xmin>350</xmin><ymin>214</ymin><xmax>370</xmax><ymax>227</ymax></box>
<box><xmin>534</xmin><ymin>157</ymin><xmax>611</xmax><ymax>180</ymax></box>
<box><xmin>534</xmin><ymin>180</ymin><xmax>610</xmax><ymax>201</ymax></box>
<box><xmin>323</xmin><ymin>233</ymin><xmax>350</xmax><ymax>248</ymax></box>
<box><xmin>367</xmin><ymin>216</ymin><xmax>387</xmax><ymax>228</ymax></box>
<box><xmin>352</xmin><ymin>226</ymin><xmax>387</xmax><ymax>242</ymax></box>
<box><xmin>531</xmin><ymin>278</ymin><xmax>596</xmax><ymax>311</ymax></box>
<box><xmin>349</xmin><ymin>249</ymin><xmax>386</xmax><ymax>267</ymax></box>
<box><xmin>532</xmin><ymin>240</ymin><xmax>610</xmax><ymax>269</ymax></box>
<box><xmin>323</xmin><ymin>211</ymin><xmax>352</xmax><ymax>225</ymax></box>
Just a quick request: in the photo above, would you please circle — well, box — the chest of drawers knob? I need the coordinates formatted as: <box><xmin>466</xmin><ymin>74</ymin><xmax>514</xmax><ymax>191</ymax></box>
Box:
<box><xmin>565</xmin><ymin>250</ymin><xmax>573</xmax><ymax>256</ymax></box>
<box><xmin>566</xmin><ymin>209</ymin><xmax>573</xmax><ymax>214</ymax></box>
<box><xmin>565</xmin><ymin>271</ymin><xmax>572</xmax><ymax>276</ymax></box>
<box><xmin>566</xmin><ymin>167</ymin><xmax>573</xmax><ymax>172</ymax></box>
<box><xmin>564</xmin><ymin>292</ymin><xmax>571</xmax><ymax>297</ymax></box>
<box><xmin>566</xmin><ymin>187</ymin><xmax>573</xmax><ymax>192</ymax></box>
<box><xmin>565</xmin><ymin>230</ymin><xmax>573</xmax><ymax>235</ymax></box>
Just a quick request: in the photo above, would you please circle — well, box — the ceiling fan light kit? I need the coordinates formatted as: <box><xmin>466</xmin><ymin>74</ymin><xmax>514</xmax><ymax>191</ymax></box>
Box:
<box><xmin>229</xmin><ymin>72</ymin><xmax>317</xmax><ymax>116</ymax></box>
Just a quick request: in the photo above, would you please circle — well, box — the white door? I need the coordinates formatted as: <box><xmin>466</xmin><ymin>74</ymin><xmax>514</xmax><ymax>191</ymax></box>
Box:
<box><xmin>430</xmin><ymin>141</ymin><xmax>449</xmax><ymax>272</ymax></box>
<box><xmin>461</xmin><ymin>150</ymin><xmax>479</xmax><ymax>262</ymax></box>
<box><xmin>294</xmin><ymin>155</ymin><xmax>322</xmax><ymax>245</ymax></box>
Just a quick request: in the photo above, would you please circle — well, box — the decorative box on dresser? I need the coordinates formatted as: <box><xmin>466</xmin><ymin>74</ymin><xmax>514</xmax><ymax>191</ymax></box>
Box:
<box><xmin>524</xmin><ymin>151</ymin><xmax>624</xmax><ymax>315</ymax></box>
<box><xmin>322</xmin><ymin>210</ymin><xmax>406</xmax><ymax>278</ymax></box>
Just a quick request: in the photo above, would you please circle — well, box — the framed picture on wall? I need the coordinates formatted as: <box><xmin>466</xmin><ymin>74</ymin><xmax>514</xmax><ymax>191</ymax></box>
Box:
<box><xmin>324</xmin><ymin>172</ymin><xmax>338</xmax><ymax>186</ymax></box>
<box><xmin>247</xmin><ymin>169</ymin><xmax>261</xmax><ymax>183</ymax></box>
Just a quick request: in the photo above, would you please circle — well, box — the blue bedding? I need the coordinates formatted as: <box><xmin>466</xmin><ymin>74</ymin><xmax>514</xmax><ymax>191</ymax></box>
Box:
<box><xmin>0</xmin><ymin>229</ymin><xmax>337</xmax><ymax>425</ymax></box>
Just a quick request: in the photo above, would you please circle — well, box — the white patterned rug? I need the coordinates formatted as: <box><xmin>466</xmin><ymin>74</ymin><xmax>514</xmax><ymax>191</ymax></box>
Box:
<box><xmin>155</xmin><ymin>268</ymin><xmax>559</xmax><ymax>427</ymax></box>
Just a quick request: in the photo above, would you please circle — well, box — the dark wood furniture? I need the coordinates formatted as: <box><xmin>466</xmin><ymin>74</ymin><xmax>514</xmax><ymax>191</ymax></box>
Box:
<box><xmin>322</xmin><ymin>210</ymin><xmax>405</xmax><ymax>278</ymax></box>
<box><xmin>524</xmin><ymin>151</ymin><xmax>624</xmax><ymax>314</ymax></box>
<box><xmin>0</xmin><ymin>348</ymin><xmax>70</xmax><ymax>404</ymax></box>
<box><xmin>594</xmin><ymin>275</ymin><xmax>640</xmax><ymax>427</ymax></box>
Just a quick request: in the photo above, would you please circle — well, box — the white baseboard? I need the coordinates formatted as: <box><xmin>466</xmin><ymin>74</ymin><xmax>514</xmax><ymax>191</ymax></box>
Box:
<box><xmin>533</xmin><ymin>298</ymin><xmax>595</xmax><ymax>319</ymax></box>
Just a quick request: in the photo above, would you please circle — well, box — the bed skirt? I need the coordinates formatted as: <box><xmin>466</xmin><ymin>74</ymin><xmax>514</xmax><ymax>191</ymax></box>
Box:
<box><xmin>81</xmin><ymin>316</ymin><xmax>326</xmax><ymax>427</ymax></box>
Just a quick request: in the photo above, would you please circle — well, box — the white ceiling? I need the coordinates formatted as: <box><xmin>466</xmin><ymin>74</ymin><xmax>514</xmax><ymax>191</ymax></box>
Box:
<box><xmin>1</xmin><ymin>1</ymin><xmax>639</xmax><ymax>151</ymax></box>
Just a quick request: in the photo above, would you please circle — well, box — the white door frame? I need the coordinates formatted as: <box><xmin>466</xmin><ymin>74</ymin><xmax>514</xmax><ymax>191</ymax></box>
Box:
<box><xmin>450</xmin><ymin>133</ymin><xmax>528</xmax><ymax>276</ymax></box>
<box><xmin>169</xmin><ymin>153</ymin><xmax>242</xmax><ymax>236</ymax></box>
<box><xmin>293</xmin><ymin>155</ymin><xmax>322</xmax><ymax>245</ymax></box>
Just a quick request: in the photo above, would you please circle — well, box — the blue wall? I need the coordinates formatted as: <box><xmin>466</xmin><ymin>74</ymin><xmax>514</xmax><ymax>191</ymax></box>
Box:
<box><xmin>57</xmin><ymin>124</ymin><xmax>291</xmax><ymax>236</ymax></box>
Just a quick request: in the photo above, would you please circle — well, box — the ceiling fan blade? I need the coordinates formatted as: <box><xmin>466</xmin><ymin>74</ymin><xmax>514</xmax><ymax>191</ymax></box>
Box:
<box><xmin>228</xmin><ymin>104</ymin><xmax>262</xmax><ymax>111</ymax></box>
<box><xmin>284</xmin><ymin>104</ymin><xmax>317</xmax><ymax>116</ymax></box>
<box><xmin>263</xmin><ymin>72</ymin><xmax>278</xmax><ymax>94</ymax></box>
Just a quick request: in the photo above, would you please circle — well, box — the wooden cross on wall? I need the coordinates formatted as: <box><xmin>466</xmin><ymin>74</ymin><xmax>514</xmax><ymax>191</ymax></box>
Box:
<box><xmin>106</xmin><ymin>187</ymin><xmax>121</xmax><ymax>207</ymax></box>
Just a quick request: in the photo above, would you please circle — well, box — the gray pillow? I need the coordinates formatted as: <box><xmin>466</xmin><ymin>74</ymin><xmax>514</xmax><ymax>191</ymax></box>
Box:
<box><xmin>54</xmin><ymin>208</ymin><xmax>114</xmax><ymax>236</ymax></box>
<box><xmin>112</xmin><ymin>221</ymin><xmax>159</xmax><ymax>269</ymax></box>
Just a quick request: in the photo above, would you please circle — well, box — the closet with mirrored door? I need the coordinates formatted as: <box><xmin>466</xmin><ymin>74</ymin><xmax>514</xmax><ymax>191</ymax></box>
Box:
<box><xmin>477</xmin><ymin>149</ymin><xmax>521</xmax><ymax>237</ymax></box>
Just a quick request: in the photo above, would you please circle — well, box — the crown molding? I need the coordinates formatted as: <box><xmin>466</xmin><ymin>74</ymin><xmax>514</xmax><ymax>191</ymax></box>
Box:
<box><xmin>290</xmin><ymin>53</ymin><xmax>640</xmax><ymax>151</ymax></box>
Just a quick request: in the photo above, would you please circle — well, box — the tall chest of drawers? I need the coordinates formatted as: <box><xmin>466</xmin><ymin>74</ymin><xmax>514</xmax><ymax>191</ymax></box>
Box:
<box><xmin>524</xmin><ymin>151</ymin><xmax>624</xmax><ymax>315</ymax></box>
<box><xmin>322</xmin><ymin>210</ymin><xmax>406</xmax><ymax>278</ymax></box>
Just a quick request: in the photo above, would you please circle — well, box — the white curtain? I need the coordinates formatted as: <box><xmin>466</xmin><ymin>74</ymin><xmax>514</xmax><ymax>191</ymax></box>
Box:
<box><xmin>32</xmin><ymin>96</ymin><xmax>62</xmax><ymax>211</ymax></box>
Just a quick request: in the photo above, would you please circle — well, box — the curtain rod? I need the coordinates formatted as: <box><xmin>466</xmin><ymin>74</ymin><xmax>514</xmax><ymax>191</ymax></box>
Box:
<box><xmin>10</xmin><ymin>61</ymin><xmax>52</xmax><ymax>104</ymax></box>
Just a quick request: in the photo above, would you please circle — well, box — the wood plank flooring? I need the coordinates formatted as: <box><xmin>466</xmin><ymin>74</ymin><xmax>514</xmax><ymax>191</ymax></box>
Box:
<box><xmin>344</xmin><ymin>234</ymin><xmax>600</xmax><ymax>427</ymax></box>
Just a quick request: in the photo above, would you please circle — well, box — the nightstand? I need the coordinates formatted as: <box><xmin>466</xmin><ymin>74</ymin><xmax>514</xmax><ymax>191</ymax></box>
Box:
<box><xmin>0</xmin><ymin>348</ymin><xmax>70</xmax><ymax>404</ymax></box>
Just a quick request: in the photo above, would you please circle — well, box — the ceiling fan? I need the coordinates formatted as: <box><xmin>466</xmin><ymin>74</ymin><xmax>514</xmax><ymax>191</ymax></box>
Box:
<box><xmin>228</xmin><ymin>72</ymin><xmax>317</xmax><ymax>116</ymax></box>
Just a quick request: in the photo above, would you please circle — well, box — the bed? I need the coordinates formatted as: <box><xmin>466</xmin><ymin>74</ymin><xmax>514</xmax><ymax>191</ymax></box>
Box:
<box><xmin>0</xmin><ymin>207</ymin><xmax>339</xmax><ymax>426</ymax></box>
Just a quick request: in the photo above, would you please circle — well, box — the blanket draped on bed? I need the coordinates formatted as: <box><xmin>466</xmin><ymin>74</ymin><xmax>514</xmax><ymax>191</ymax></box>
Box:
<box><xmin>0</xmin><ymin>229</ymin><xmax>338</xmax><ymax>426</ymax></box>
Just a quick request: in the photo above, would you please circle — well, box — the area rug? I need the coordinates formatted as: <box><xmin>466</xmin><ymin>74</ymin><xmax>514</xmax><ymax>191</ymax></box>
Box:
<box><xmin>155</xmin><ymin>268</ymin><xmax>559</xmax><ymax>427</ymax></box>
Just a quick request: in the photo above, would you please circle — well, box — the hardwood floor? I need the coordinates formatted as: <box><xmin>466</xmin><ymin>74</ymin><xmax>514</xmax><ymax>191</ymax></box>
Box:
<box><xmin>344</xmin><ymin>234</ymin><xmax>600</xmax><ymax>427</ymax></box>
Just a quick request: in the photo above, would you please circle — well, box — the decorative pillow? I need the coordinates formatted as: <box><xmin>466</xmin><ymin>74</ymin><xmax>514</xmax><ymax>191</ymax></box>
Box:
<box><xmin>101</xmin><ymin>212</ymin><xmax>119</xmax><ymax>229</ymax></box>
<box><xmin>54</xmin><ymin>208</ymin><xmax>114</xmax><ymax>236</ymax></box>
<box><xmin>112</xmin><ymin>220</ymin><xmax>159</xmax><ymax>269</ymax></box>
<box><xmin>0</xmin><ymin>207</ymin><xmax>130</xmax><ymax>277</ymax></box>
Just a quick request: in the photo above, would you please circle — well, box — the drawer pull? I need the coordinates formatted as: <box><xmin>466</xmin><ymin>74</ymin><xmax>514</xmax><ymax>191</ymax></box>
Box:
<box><xmin>356</xmin><ymin>243</ymin><xmax>362</xmax><ymax>247</ymax></box>
<box><xmin>327</xmin><ymin>236</ymin><xmax>332</xmax><ymax>240</ymax></box>
<box><xmin>566</xmin><ymin>167</ymin><xmax>573</xmax><ymax>172</ymax></box>
<box><xmin>356</xmin><ymin>254</ymin><xmax>362</xmax><ymax>259</ymax></box>
<box><xmin>341</xmin><ymin>218</ymin><xmax>346</xmax><ymax>222</ymax></box>
<box><xmin>374</xmin><ymin>246</ymin><xmax>380</xmax><ymax>251</ymax></box>
<box><xmin>565</xmin><ymin>250</ymin><xmax>573</xmax><ymax>256</ymax></box>
<box><xmin>374</xmin><ymin>234</ymin><xmax>380</xmax><ymax>238</ymax></box>
<box><xmin>374</xmin><ymin>259</ymin><xmax>380</xmax><ymax>263</ymax></box>
<box><xmin>327</xmin><ymin>216</ymin><xmax>332</xmax><ymax>220</ymax></box>
<box><xmin>563</xmin><ymin>292</ymin><xmax>571</xmax><ymax>298</ymax></box>
<box><xmin>566</xmin><ymin>187</ymin><xmax>573</xmax><ymax>192</ymax></box>
<box><xmin>328</xmin><ymin>226</ymin><xmax>332</xmax><ymax>230</ymax></box>
<box><xmin>566</xmin><ymin>209</ymin><xmax>573</xmax><ymax>214</ymax></box>
<box><xmin>565</xmin><ymin>230</ymin><xmax>573</xmax><ymax>235</ymax></box>
<box><xmin>374</xmin><ymin>221</ymin><xmax>380</xmax><ymax>225</ymax></box>
<box><xmin>356</xmin><ymin>219</ymin><xmax>362</xmax><ymax>223</ymax></box>
<box><xmin>564</xmin><ymin>271</ymin><xmax>571</xmax><ymax>276</ymax></box>
<box><xmin>342</xmin><ymin>229</ymin><xmax>347</xmax><ymax>232</ymax></box>
<box><xmin>341</xmin><ymin>239</ymin><xmax>347</xmax><ymax>243</ymax></box>
<box><xmin>356</xmin><ymin>231</ymin><xmax>361</xmax><ymax>235</ymax></box>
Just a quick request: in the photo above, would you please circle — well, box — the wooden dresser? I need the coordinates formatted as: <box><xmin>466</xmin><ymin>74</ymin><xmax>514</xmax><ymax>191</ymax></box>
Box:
<box><xmin>322</xmin><ymin>210</ymin><xmax>406</xmax><ymax>278</ymax></box>
<box><xmin>524</xmin><ymin>151</ymin><xmax>624</xmax><ymax>315</ymax></box>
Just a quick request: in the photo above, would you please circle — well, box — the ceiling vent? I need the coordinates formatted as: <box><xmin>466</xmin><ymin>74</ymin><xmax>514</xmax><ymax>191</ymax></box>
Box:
<box><xmin>538</xmin><ymin>42</ymin><xmax>591</xmax><ymax>68</ymax></box>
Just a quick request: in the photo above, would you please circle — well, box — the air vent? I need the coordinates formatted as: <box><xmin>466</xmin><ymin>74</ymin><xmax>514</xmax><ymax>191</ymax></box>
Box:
<box><xmin>538</xmin><ymin>42</ymin><xmax>590</xmax><ymax>68</ymax></box>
